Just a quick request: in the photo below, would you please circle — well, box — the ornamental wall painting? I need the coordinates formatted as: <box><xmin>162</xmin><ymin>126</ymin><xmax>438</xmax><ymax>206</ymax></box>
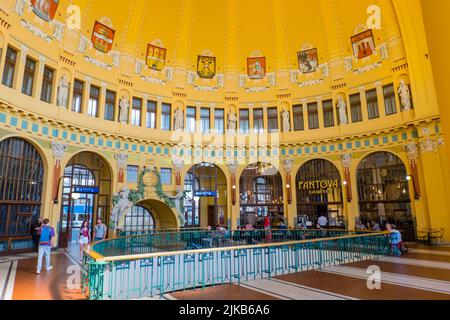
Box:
<box><xmin>247</xmin><ymin>57</ymin><xmax>266</xmax><ymax>79</ymax></box>
<box><xmin>297</xmin><ymin>48</ymin><xmax>318</xmax><ymax>73</ymax></box>
<box><xmin>146</xmin><ymin>44</ymin><xmax>167</xmax><ymax>71</ymax></box>
<box><xmin>91</xmin><ymin>21</ymin><xmax>115</xmax><ymax>53</ymax></box>
<box><xmin>351</xmin><ymin>29</ymin><xmax>375</xmax><ymax>59</ymax></box>
<box><xmin>31</xmin><ymin>0</ymin><xmax>59</xmax><ymax>22</ymax></box>
<box><xmin>197</xmin><ymin>55</ymin><xmax>216</xmax><ymax>79</ymax></box>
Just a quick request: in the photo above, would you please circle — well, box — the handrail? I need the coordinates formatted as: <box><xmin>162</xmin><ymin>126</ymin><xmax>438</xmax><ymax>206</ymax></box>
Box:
<box><xmin>86</xmin><ymin>230</ymin><xmax>390</xmax><ymax>262</ymax></box>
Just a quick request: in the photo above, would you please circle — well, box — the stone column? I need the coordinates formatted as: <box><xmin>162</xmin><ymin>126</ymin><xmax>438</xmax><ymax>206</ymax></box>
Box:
<box><xmin>404</xmin><ymin>142</ymin><xmax>421</xmax><ymax>199</ymax></box>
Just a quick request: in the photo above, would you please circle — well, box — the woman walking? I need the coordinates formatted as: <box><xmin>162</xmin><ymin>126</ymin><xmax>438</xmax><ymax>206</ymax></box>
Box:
<box><xmin>78</xmin><ymin>220</ymin><xmax>91</xmax><ymax>261</ymax></box>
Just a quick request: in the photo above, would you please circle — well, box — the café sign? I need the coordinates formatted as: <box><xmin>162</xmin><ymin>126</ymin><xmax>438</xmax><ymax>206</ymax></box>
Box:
<box><xmin>298</xmin><ymin>179</ymin><xmax>340</xmax><ymax>194</ymax></box>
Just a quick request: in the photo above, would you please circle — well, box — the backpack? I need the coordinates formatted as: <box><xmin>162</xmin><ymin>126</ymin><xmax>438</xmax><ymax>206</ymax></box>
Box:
<box><xmin>39</xmin><ymin>225</ymin><xmax>52</xmax><ymax>244</ymax></box>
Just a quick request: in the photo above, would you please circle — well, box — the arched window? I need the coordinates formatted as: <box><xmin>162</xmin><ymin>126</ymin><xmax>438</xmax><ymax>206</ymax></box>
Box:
<box><xmin>357</xmin><ymin>151</ymin><xmax>413</xmax><ymax>239</ymax></box>
<box><xmin>124</xmin><ymin>205</ymin><xmax>155</xmax><ymax>231</ymax></box>
<box><xmin>0</xmin><ymin>138</ymin><xmax>44</xmax><ymax>253</ymax></box>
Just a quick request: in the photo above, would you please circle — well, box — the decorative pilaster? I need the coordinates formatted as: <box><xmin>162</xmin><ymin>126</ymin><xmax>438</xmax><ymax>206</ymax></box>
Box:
<box><xmin>227</xmin><ymin>161</ymin><xmax>238</xmax><ymax>205</ymax></box>
<box><xmin>283</xmin><ymin>158</ymin><xmax>293</xmax><ymax>204</ymax></box>
<box><xmin>172</xmin><ymin>156</ymin><xmax>185</xmax><ymax>187</ymax></box>
<box><xmin>340</xmin><ymin>153</ymin><xmax>353</xmax><ymax>202</ymax></box>
<box><xmin>115</xmin><ymin>153</ymin><xmax>128</xmax><ymax>183</ymax></box>
<box><xmin>404</xmin><ymin>142</ymin><xmax>421</xmax><ymax>199</ymax></box>
<box><xmin>51</xmin><ymin>141</ymin><xmax>67</xmax><ymax>200</ymax></box>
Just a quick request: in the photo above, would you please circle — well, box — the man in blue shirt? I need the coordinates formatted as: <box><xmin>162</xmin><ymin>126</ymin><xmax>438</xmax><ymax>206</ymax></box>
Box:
<box><xmin>36</xmin><ymin>219</ymin><xmax>55</xmax><ymax>274</ymax></box>
<box><xmin>93</xmin><ymin>218</ymin><xmax>107</xmax><ymax>242</ymax></box>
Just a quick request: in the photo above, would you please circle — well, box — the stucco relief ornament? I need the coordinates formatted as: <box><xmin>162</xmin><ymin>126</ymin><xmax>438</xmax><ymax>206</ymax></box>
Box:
<box><xmin>56</xmin><ymin>74</ymin><xmax>70</xmax><ymax>108</ymax></box>
<box><xmin>14</xmin><ymin>0</ymin><xmax>26</xmax><ymax>16</ymax></box>
<box><xmin>119</xmin><ymin>96</ymin><xmax>129</xmax><ymax>123</ymax></box>
<box><xmin>227</xmin><ymin>160</ymin><xmax>238</xmax><ymax>175</ymax></box>
<box><xmin>398</xmin><ymin>80</ymin><xmax>412</xmax><ymax>111</ymax></box>
<box><xmin>283</xmin><ymin>158</ymin><xmax>293</xmax><ymax>173</ymax></box>
<box><xmin>404</xmin><ymin>142</ymin><xmax>419</xmax><ymax>160</ymax></box>
<box><xmin>282</xmin><ymin>109</ymin><xmax>291</xmax><ymax>132</ymax></box>
<box><xmin>78</xmin><ymin>36</ymin><xmax>89</xmax><ymax>53</ymax></box>
<box><xmin>51</xmin><ymin>141</ymin><xmax>67</xmax><ymax>161</ymax></box>
<box><xmin>174</xmin><ymin>108</ymin><xmax>184</xmax><ymax>131</ymax></box>
<box><xmin>340</xmin><ymin>153</ymin><xmax>353</xmax><ymax>168</ymax></box>
<box><xmin>165</xmin><ymin>186</ymin><xmax>186</xmax><ymax>227</ymax></box>
<box><xmin>337</xmin><ymin>95</ymin><xmax>348</xmax><ymax>125</ymax></box>
<box><xmin>111</xmin><ymin>186</ymin><xmax>133</xmax><ymax>230</ymax></box>
<box><xmin>172</xmin><ymin>156</ymin><xmax>184</xmax><ymax>172</ymax></box>
<box><xmin>115</xmin><ymin>153</ymin><xmax>128</xmax><ymax>168</ymax></box>
<box><xmin>52</xmin><ymin>21</ymin><xmax>65</xmax><ymax>41</ymax></box>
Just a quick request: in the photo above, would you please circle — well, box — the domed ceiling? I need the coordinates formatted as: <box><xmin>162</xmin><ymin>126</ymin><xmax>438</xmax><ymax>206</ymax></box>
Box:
<box><xmin>43</xmin><ymin>0</ymin><xmax>401</xmax><ymax>74</ymax></box>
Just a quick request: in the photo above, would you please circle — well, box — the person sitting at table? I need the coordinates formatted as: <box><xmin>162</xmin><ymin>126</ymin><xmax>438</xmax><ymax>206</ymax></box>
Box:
<box><xmin>372</xmin><ymin>221</ymin><xmax>381</xmax><ymax>231</ymax></box>
<box><xmin>355</xmin><ymin>221</ymin><xmax>367</xmax><ymax>230</ymax></box>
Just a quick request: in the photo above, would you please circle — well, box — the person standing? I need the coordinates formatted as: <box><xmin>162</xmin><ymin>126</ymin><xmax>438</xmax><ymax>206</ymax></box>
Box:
<box><xmin>36</xmin><ymin>219</ymin><xmax>55</xmax><ymax>274</ymax></box>
<box><xmin>78</xmin><ymin>221</ymin><xmax>91</xmax><ymax>261</ymax></box>
<box><xmin>30</xmin><ymin>217</ymin><xmax>43</xmax><ymax>252</ymax></box>
<box><xmin>93</xmin><ymin>218</ymin><xmax>107</xmax><ymax>242</ymax></box>
<box><xmin>318</xmin><ymin>214</ymin><xmax>328</xmax><ymax>228</ymax></box>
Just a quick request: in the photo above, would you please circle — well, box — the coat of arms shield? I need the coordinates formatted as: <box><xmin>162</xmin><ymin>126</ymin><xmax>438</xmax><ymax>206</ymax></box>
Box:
<box><xmin>31</xmin><ymin>0</ymin><xmax>59</xmax><ymax>22</ymax></box>
<box><xmin>298</xmin><ymin>48</ymin><xmax>319</xmax><ymax>73</ymax></box>
<box><xmin>351</xmin><ymin>29</ymin><xmax>376</xmax><ymax>59</ymax></box>
<box><xmin>146</xmin><ymin>44</ymin><xmax>167</xmax><ymax>71</ymax></box>
<box><xmin>197</xmin><ymin>55</ymin><xmax>216</xmax><ymax>79</ymax></box>
<box><xmin>91</xmin><ymin>21</ymin><xmax>115</xmax><ymax>53</ymax></box>
<box><xmin>247</xmin><ymin>57</ymin><xmax>266</xmax><ymax>79</ymax></box>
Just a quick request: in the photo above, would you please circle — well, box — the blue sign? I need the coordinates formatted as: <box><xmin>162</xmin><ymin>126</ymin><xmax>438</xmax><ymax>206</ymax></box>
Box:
<box><xmin>194</xmin><ymin>190</ymin><xmax>217</xmax><ymax>197</ymax></box>
<box><xmin>73</xmin><ymin>186</ymin><xmax>100</xmax><ymax>194</ymax></box>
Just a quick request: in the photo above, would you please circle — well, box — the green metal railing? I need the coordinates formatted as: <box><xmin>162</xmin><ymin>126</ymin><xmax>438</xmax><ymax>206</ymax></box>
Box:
<box><xmin>82</xmin><ymin>229</ymin><xmax>390</xmax><ymax>300</ymax></box>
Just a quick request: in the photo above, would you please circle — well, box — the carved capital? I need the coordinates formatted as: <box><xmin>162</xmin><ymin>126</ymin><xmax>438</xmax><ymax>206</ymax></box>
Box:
<box><xmin>340</xmin><ymin>153</ymin><xmax>353</xmax><ymax>168</ymax></box>
<box><xmin>115</xmin><ymin>153</ymin><xmax>128</xmax><ymax>168</ymax></box>
<box><xmin>51</xmin><ymin>141</ymin><xmax>67</xmax><ymax>161</ymax></box>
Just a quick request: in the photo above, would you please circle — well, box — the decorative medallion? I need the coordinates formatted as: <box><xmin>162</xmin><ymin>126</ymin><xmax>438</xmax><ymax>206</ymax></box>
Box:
<box><xmin>297</xmin><ymin>48</ymin><xmax>318</xmax><ymax>73</ymax></box>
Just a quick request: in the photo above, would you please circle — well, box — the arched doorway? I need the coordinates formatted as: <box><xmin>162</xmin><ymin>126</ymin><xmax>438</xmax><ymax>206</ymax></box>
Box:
<box><xmin>296</xmin><ymin>159</ymin><xmax>344</xmax><ymax>227</ymax></box>
<box><xmin>59</xmin><ymin>152</ymin><xmax>111</xmax><ymax>248</ymax></box>
<box><xmin>239</xmin><ymin>162</ymin><xmax>284</xmax><ymax>228</ymax></box>
<box><xmin>357</xmin><ymin>151</ymin><xmax>414</xmax><ymax>239</ymax></box>
<box><xmin>183</xmin><ymin>163</ymin><xmax>227</xmax><ymax>228</ymax></box>
<box><xmin>0</xmin><ymin>137</ymin><xmax>44</xmax><ymax>254</ymax></box>
<box><xmin>123</xmin><ymin>204</ymin><xmax>155</xmax><ymax>232</ymax></box>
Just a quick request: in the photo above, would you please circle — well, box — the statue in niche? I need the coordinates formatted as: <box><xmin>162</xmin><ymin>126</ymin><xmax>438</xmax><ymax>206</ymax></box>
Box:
<box><xmin>174</xmin><ymin>108</ymin><xmax>184</xmax><ymax>131</ymax></box>
<box><xmin>119</xmin><ymin>96</ymin><xmax>129</xmax><ymax>123</ymax></box>
<box><xmin>111</xmin><ymin>186</ymin><xmax>133</xmax><ymax>230</ymax></box>
<box><xmin>228</xmin><ymin>112</ymin><xmax>237</xmax><ymax>133</ymax></box>
<box><xmin>282</xmin><ymin>110</ymin><xmax>291</xmax><ymax>132</ymax></box>
<box><xmin>337</xmin><ymin>96</ymin><xmax>348</xmax><ymax>125</ymax></box>
<box><xmin>398</xmin><ymin>80</ymin><xmax>412</xmax><ymax>111</ymax></box>
<box><xmin>56</xmin><ymin>74</ymin><xmax>70</xmax><ymax>108</ymax></box>
<box><xmin>166</xmin><ymin>186</ymin><xmax>186</xmax><ymax>226</ymax></box>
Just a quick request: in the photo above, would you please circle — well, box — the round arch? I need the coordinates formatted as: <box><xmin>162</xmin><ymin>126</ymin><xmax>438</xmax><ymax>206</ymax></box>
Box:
<box><xmin>183</xmin><ymin>162</ymin><xmax>227</xmax><ymax>228</ymax></box>
<box><xmin>0</xmin><ymin>136</ymin><xmax>46</xmax><ymax>253</ymax></box>
<box><xmin>58</xmin><ymin>151</ymin><xmax>112</xmax><ymax>248</ymax></box>
<box><xmin>132</xmin><ymin>199</ymin><xmax>179</xmax><ymax>230</ymax></box>
<box><xmin>295</xmin><ymin>158</ymin><xmax>344</xmax><ymax>227</ymax></box>
<box><xmin>239</xmin><ymin>162</ymin><xmax>284</xmax><ymax>228</ymax></box>
<box><xmin>356</xmin><ymin>151</ymin><xmax>414</xmax><ymax>239</ymax></box>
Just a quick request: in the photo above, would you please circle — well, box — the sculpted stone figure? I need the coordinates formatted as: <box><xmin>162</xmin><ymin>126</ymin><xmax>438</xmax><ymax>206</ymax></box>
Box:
<box><xmin>337</xmin><ymin>96</ymin><xmax>348</xmax><ymax>125</ymax></box>
<box><xmin>166</xmin><ymin>186</ymin><xmax>186</xmax><ymax>226</ymax></box>
<box><xmin>398</xmin><ymin>80</ymin><xmax>412</xmax><ymax>111</ymax></box>
<box><xmin>228</xmin><ymin>112</ymin><xmax>237</xmax><ymax>133</ymax></box>
<box><xmin>174</xmin><ymin>108</ymin><xmax>184</xmax><ymax>131</ymax></box>
<box><xmin>119</xmin><ymin>96</ymin><xmax>129</xmax><ymax>123</ymax></box>
<box><xmin>111</xmin><ymin>187</ymin><xmax>133</xmax><ymax>230</ymax></box>
<box><xmin>56</xmin><ymin>75</ymin><xmax>70</xmax><ymax>108</ymax></box>
<box><xmin>51</xmin><ymin>141</ymin><xmax>67</xmax><ymax>161</ymax></box>
<box><xmin>282</xmin><ymin>110</ymin><xmax>291</xmax><ymax>132</ymax></box>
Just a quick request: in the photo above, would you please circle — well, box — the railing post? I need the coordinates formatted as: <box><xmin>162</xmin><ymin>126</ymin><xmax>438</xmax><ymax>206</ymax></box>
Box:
<box><xmin>87</xmin><ymin>261</ymin><xmax>108</xmax><ymax>300</ymax></box>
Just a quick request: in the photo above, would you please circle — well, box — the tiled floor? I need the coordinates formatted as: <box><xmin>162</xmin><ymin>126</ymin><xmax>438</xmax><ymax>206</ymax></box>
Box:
<box><xmin>1</xmin><ymin>245</ymin><xmax>450</xmax><ymax>300</ymax></box>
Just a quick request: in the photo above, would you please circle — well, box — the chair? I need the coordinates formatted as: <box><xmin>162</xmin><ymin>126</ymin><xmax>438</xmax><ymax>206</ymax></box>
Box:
<box><xmin>429</xmin><ymin>228</ymin><xmax>445</xmax><ymax>246</ymax></box>
<box><xmin>416</xmin><ymin>230</ymin><xmax>429</xmax><ymax>244</ymax></box>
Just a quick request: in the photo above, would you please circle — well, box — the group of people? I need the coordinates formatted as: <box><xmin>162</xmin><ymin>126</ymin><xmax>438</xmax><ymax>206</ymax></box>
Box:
<box><xmin>29</xmin><ymin>217</ymin><xmax>108</xmax><ymax>274</ymax></box>
<box><xmin>355</xmin><ymin>220</ymin><xmax>381</xmax><ymax>231</ymax></box>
